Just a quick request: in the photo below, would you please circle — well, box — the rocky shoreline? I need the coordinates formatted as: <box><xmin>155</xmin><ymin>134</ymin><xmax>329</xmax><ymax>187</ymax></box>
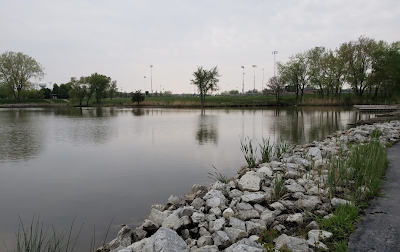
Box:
<box><xmin>97</xmin><ymin>121</ymin><xmax>400</xmax><ymax>252</ymax></box>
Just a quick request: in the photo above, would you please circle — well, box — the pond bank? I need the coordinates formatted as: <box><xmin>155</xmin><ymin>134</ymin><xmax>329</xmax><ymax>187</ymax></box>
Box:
<box><xmin>97</xmin><ymin>120</ymin><xmax>400</xmax><ymax>252</ymax></box>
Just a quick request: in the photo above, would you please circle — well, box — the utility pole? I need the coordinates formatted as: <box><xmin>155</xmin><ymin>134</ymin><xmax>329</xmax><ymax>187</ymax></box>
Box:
<box><xmin>272</xmin><ymin>51</ymin><xmax>278</xmax><ymax>77</ymax></box>
<box><xmin>262</xmin><ymin>68</ymin><xmax>264</xmax><ymax>92</ymax></box>
<box><xmin>144</xmin><ymin>76</ymin><xmax>146</xmax><ymax>96</ymax></box>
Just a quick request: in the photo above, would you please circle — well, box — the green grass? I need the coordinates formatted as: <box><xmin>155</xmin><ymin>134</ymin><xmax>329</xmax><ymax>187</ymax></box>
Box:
<box><xmin>317</xmin><ymin>139</ymin><xmax>389</xmax><ymax>251</ymax></box>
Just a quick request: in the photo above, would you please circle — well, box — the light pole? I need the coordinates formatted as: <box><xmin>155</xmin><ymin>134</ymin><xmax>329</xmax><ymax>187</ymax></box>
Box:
<box><xmin>241</xmin><ymin>66</ymin><xmax>245</xmax><ymax>94</ymax></box>
<box><xmin>144</xmin><ymin>76</ymin><xmax>146</xmax><ymax>96</ymax></box>
<box><xmin>252</xmin><ymin>65</ymin><xmax>257</xmax><ymax>93</ymax></box>
<box><xmin>121</xmin><ymin>87</ymin><xmax>123</xmax><ymax>98</ymax></box>
<box><xmin>272</xmin><ymin>51</ymin><xmax>278</xmax><ymax>77</ymax></box>
<box><xmin>262</xmin><ymin>68</ymin><xmax>264</xmax><ymax>92</ymax></box>
<box><xmin>150</xmin><ymin>65</ymin><xmax>153</xmax><ymax>94</ymax></box>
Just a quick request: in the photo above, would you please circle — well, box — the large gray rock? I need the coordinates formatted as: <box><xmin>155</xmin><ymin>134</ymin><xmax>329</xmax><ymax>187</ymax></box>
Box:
<box><xmin>223</xmin><ymin>208</ymin><xmax>235</xmax><ymax>219</ymax></box>
<box><xmin>203</xmin><ymin>189</ymin><xmax>227</xmax><ymax>208</ymax></box>
<box><xmin>238</xmin><ymin>171</ymin><xmax>261</xmax><ymax>192</ymax></box>
<box><xmin>197</xmin><ymin>236</ymin><xmax>213</xmax><ymax>247</ymax></box>
<box><xmin>209</xmin><ymin>218</ymin><xmax>225</xmax><ymax>233</ymax></box>
<box><xmin>225</xmin><ymin>238</ymin><xmax>264</xmax><ymax>252</ymax></box>
<box><xmin>229</xmin><ymin>217</ymin><xmax>246</xmax><ymax>231</ymax></box>
<box><xmin>260</xmin><ymin>209</ymin><xmax>276</xmax><ymax>226</ymax></box>
<box><xmin>246</xmin><ymin>221</ymin><xmax>263</xmax><ymax>235</ymax></box>
<box><xmin>125</xmin><ymin>238</ymin><xmax>149</xmax><ymax>252</ymax></box>
<box><xmin>191</xmin><ymin>245</ymin><xmax>219</xmax><ymax>252</ymax></box>
<box><xmin>184</xmin><ymin>184</ymin><xmax>209</xmax><ymax>204</ymax></box>
<box><xmin>109</xmin><ymin>225</ymin><xmax>132</xmax><ymax>251</ymax></box>
<box><xmin>241</xmin><ymin>192</ymin><xmax>266</xmax><ymax>204</ymax></box>
<box><xmin>162</xmin><ymin>213</ymin><xmax>184</xmax><ymax>230</ymax></box>
<box><xmin>307</xmin><ymin>147</ymin><xmax>322</xmax><ymax>159</ymax></box>
<box><xmin>224</xmin><ymin>227</ymin><xmax>248</xmax><ymax>243</ymax></box>
<box><xmin>331</xmin><ymin>197</ymin><xmax>352</xmax><ymax>207</ymax></box>
<box><xmin>235</xmin><ymin>210</ymin><xmax>260</xmax><ymax>221</ymax></box>
<box><xmin>294</xmin><ymin>195</ymin><xmax>321</xmax><ymax>211</ymax></box>
<box><xmin>148</xmin><ymin>208</ymin><xmax>170</xmax><ymax>226</ymax></box>
<box><xmin>191</xmin><ymin>198</ymin><xmax>205</xmax><ymax>210</ymax></box>
<box><xmin>211</xmin><ymin>231</ymin><xmax>232</xmax><ymax>249</ymax></box>
<box><xmin>285</xmin><ymin>182</ymin><xmax>306</xmax><ymax>193</ymax></box>
<box><xmin>167</xmin><ymin>195</ymin><xmax>186</xmax><ymax>208</ymax></box>
<box><xmin>274</xmin><ymin>234</ymin><xmax>309</xmax><ymax>252</ymax></box>
<box><xmin>143</xmin><ymin>227</ymin><xmax>189</xmax><ymax>252</ymax></box>
<box><xmin>192</xmin><ymin>212</ymin><xmax>206</xmax><ymax>223</ymax></box>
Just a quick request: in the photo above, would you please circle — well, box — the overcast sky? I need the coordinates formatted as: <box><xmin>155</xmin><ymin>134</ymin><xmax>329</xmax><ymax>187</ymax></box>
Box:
<box><xmin>1</xmin><ymin>0</ymin><xmax>399</xmax><ymax>94</ymax></box>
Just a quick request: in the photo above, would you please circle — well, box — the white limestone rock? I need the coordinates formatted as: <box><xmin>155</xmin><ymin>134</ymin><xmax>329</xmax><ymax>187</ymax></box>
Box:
<box><xmin>143</xmin><ymin>227</ymin><xmax>189</xmax><ymax>252</ymax></box>
<box><xmin>238</xmin><ymin>171</ymin><xmax>261</xmax><ymax>192</ymax></box>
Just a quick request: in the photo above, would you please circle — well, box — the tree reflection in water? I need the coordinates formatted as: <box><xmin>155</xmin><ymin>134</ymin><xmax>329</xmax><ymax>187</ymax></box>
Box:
<box><xmin>196</xmin><ymin>109</ymin><xmax>219</xmax><ymax>145</ymax></box>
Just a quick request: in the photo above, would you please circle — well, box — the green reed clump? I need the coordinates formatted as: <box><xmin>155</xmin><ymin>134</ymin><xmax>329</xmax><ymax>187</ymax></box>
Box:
<box><xmin>10</xmin><ymin>215</ymin><xmax>82</xmax><ymax>252</ymax></box>
<box><xmin>272</xmin><ymin>174</ymin><xmax>286</xmax><ymax>202</ymax></box>
<box><xmin>370</xmin><ymin>129</ymin><xmax>383</xmax><ymax>139</ymax></box>
<box><xmin>240</xmin><ymin>136</ymin><xmax>257</xmax><ymax>168</ymax></box>
<box><xmin>207</xmin><ymin>165</ymin><xmax>229</xmax><ymax>184</ymax></box>
<box><xmin>259</xmin><ymin>138</ymin><xmax>273</xmax><ymax>163</ymax></box>
<box><xmin>274</xmin><ymin>139</ymin><xmax>291</xmax><ymax>159</ymax></box>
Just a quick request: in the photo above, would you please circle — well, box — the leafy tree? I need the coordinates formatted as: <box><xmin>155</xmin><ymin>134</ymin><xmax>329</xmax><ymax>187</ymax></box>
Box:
<box><xmin>108</xmin><ymin>80</ymin><xmax>117</xmax><ymax>99</ymax></box>
<box><xmin>52</xmin><ymin>84</ymin><xmax>59</xmax><ymax>96</ymax></box>
<box><xmin>131</xmin><ymin>90</ymin><xmax>145</xmax><ymax>105</ymax></box>
<box><xmin>267</xmin><ymin>76</ymin><xmax>285</xmax><ymax>104</ymax></box>
<box><xmin>88</xmin><ymin>73</ymin><xmax>111</xmax><ymax>104</ymax></box>
<box><xmin>68</xmin><ymin>77</ymin><xmax>90</xmax><ymax>107</ymax></box>
<box><xmin>0</xmin><ymin>51</ymin><xmax>45</xmax><ymax>103</ymax></box>
<box><xmin>339</xmin><ymin>36</ymin><xmax>377</xmax><ymax>96</ymax></box>
<box><xmin>58</xmin><ymin>83</ymin><xmax>71</xmax><ymax>99</ymax></box>
<box><xmin>278</xmin><ymin>53</ymin><xmax>308</xmax><ymax>100</ymax></box>
<box><xmin>307</xmin><ymin>46</ymin><xmax>326</xmax><ymax>97</ymax></box>
<box><xmin>190</xmin><ymin>66</ymin><xmax>220</xmax><ymax>106</ymax></box>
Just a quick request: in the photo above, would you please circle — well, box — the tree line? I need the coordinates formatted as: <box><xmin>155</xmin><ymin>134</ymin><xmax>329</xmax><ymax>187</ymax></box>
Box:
<box><xmin>275</xmin><ymin>36</ymin><xmax>400</xmax><ymax>101</ymax></box>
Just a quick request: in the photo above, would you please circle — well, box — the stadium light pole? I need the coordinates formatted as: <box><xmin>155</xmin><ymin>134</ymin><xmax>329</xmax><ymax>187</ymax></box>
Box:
<box><xmin>241</xmin><ymin>66</ymin><xmax>245</xmax><ymax>94</ymax></box>
<box><xmin>150</xmin><ymin>65</ymin><xmax>153</xmax><ymax>94</ymax></box>
<box><xmin>272</xmin><ymin>51</ymin><xmax>278</xmax><ymax>77</ymax></box>
<box><xmin>144</xmin><ymin>76</ymin><xmax>146</xmax><ymax>96</ymax></box>
<box><xmin>262</xmin><ymin>68</ymin><xmax>264</xmax><ymax>92</ymax></box>
<box><xmin>252</xmin><ymin>65</ymin><xmax>257</xmax><ymax>93</ymax></box>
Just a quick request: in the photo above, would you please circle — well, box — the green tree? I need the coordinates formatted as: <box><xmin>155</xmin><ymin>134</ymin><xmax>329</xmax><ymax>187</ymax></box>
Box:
<box><xmin>0</xmin><ymin>51</ymin><xmax>45</xmax><ymax>103</ymax></box>
<box><xmin>278</xmin><ymin>53</ymin><xmax>308</xmax><ymax>100</ymax></box>
<box><xmin>339</xmin><ymin>36</ymin><xmax>377</xmax><ymax>96</ymax></box>
<box><xmin>58</xmin><ymin>83</ymin><xmax>71</xmax><ymax>99</ymax></box>
<box><xmin>307</xmin><ymin>46</ymin><xmax>326</xmax><ymax>97</ymax></box>
<box><xmin>131</xmin><ymin>90</ymin><xmax>145</xmax><ymax>105</ymax></box>
<box><xmin>52</xmin><ymin>83</ymin><xmax>59</xmax><ymax>96</ymax></box>
<box><xmin>108</xmin><ymin>80</ymin><xmax>117</xmax><ymax>100</ymax></box>
<box><xmin>190</xmin><ymin>66</ymin><xmax>220</xmax><ymax>106</ymax></box>
<box><xmin>88</xmin><ymin>73</ymin><xmax>110</xmax><ymax>104</ymax></box>
<box><xmin>267</xmin><ymin>76</ymin><xmax>285</xmax><ymax>104</ymax></box>
<box><xmin>68</xmin><ymin>77</ymin><xmax>90</xmax><ymax>107</ymax></box>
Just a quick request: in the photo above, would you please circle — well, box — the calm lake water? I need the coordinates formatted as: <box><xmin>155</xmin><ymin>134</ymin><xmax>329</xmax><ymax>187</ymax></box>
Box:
<box><xmin>0</xmin><ymin>107</ymin><xmax>374</xmax><ymax>250</ymax></box>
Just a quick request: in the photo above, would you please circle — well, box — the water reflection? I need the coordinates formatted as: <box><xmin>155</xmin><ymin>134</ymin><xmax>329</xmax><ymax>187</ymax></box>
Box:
<box><xmin>0</xmin><ymin>109</ymin><xmax>45</xmax><ymax>162</ymax></box>
<box><xmin>132</xmin><ymin>108</ymin><xmax>145</xmax><ymax>116</ymax></box>
<box><xmin>195</xmin><ymin>109</ymin><xmax>219</xmax><ymax>145</ymax></box>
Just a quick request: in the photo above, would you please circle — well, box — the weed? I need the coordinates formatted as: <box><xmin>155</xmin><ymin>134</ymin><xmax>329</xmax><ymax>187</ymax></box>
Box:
<box><xmin>11</xmin><ymin>215</ymin><xmax>83</xmax><ymax>252</ymax></box>
<box><xmin>272</xmin><ymin>174</ymin><xmax>286</xmax><ymax>202</ymax></box>
<box><xmin>370</xmin><ymin>129</ymin><xmax>383</xmax><ymax>139</ymax></box>
<box><xmin>274</xmin><ymin>139</ymin><xmax>291</xmax><ymax>159</ymax></box>
<box><xmin>240</xmin><ymin>136</ymin><xmax>257</xmax><ymax>168</ymax></box>
<box><xmin>259</xmin><ymin>137</ymin><xmax>273</xmax><ymax>163</ymax></box>
<box><xmin>207</xmin><ymin>165</ymin><xmax>229</xmax><ymax>184</ymax></box>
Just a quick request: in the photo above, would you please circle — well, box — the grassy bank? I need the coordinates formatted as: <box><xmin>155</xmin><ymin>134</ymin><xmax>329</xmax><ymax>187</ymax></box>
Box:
<box><xmin>2</xmin><ymin>93</ymin><xmax>399</xmax><ymax>108</ymax></box>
